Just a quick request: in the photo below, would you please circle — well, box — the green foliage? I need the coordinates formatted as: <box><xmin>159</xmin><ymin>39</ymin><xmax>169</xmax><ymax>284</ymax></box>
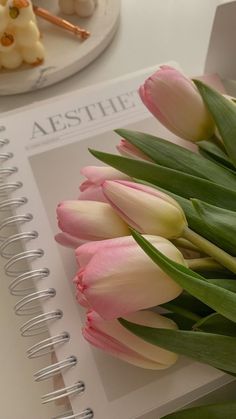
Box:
<box><xmin>115</xmin><ymin>128</ymin><xmax>236</xmax><ymax>187</ymax></box>
<box><xmin>194</xmin><ymin>80</ymin><xmax>236</xmax><ymax>167</ymax></box>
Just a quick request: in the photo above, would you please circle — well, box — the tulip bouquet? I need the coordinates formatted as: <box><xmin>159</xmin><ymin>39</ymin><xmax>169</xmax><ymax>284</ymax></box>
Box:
<box><xmin>56</xmin><ymin>66</ymin><xmax>236</xmax><ymax>418</ymax></box>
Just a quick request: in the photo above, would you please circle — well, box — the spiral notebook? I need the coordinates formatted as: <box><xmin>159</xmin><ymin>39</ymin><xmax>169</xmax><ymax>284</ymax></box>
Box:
<box><xmin>0</xmin><ymin>64</ymin><xmax>233</xmax><ymax>419</ymax></box>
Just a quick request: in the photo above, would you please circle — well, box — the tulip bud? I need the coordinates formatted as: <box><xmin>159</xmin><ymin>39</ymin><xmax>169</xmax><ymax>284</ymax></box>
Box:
<box><xmin>57</xmin><ymin>200</ymin><xmax>130</xmax><ymax>241</ymax></box>
<box><xmin>79</xmin><ymin>165</ymin><xmax>130</xmax><ymax>202</ymax></box>
<box><xmin>75</xmin><ymin>235</ymin><xmax>185</xmax><ymax>319</ymax></box>
<box><xmin>83</xmin><ymin>310</ymin><xmax>178</xmax><ymax>370</ymax></box>
<box><xmin>116</xmin><ymin>139</ymin><xmax>152</xmax><ymax>161</ymax></box>
<box><xmin>139</xmin><ymin>65</ymin><xmax>215</xmax><ymax>142</ymax></box>
<box><xmin>103</xmin><ymin>180</ymin><xmax>187</xmax><ymax>239</ymax></box>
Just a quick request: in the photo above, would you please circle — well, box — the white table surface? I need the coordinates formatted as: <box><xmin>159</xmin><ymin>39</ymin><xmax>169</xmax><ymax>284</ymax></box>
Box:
<box><xmin>0</xmin><ymin>1</ymin><xmax>235</xmax><ymax>419</ymax></box>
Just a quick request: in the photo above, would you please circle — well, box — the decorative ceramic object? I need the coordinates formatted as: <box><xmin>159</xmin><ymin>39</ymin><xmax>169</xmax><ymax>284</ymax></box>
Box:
<box><xmin>58</xmin><ymin>0</ymin><xmax>98</xmax><ymax>18</ymax></box>
<box><xmin>0</xmin><ymin>0</ymin><xmax>45</xmax><ymax>69</ymax></box>
<box><xmin>0</xmin><ymin>0</ymin><xmax>120</xmax><ymax>95</ymax></box>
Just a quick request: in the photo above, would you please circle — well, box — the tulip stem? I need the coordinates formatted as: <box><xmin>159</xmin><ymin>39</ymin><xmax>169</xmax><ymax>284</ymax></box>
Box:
<box><xmin>182</xmin><ymin>227</ymin><xmax>236</xmax><ymax>274</ymax></box>
<box><xmin>211</xmin><ymin>133</ymin><xmax>226</xmax><ymax>152</ymax></box>
<box><xmin>161</xmin><ymin>302</ymin><xmax>201</xmax><ymax>322</ymax></box>
<box><xmin>187</xmin><ymin>257</ymin><xmax>224</xmax><ymax>272</ymax></box>
<box><xmin>172</xmin><ymin>238</ymin><xmax>205</xmax><ymax>254</ymax></box>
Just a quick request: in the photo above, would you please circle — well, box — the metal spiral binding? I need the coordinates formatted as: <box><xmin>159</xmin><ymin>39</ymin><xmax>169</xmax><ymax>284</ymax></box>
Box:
<box><xmin>0</xmin><ymin>139</ymin><xmax>94</xmax><ymax>418</ymax></box>
<box><xmin>0</xmin><ymin>230</ymin><xmax>38</xmax><ymax>258</ymax></box>
<box><xmin>34</xmin><ymin>356</ymin><xmax>77</xmax><ymax>382</ymax></box>
<box><xmin>41</xmin><ymin>381</ymin><xmax>85</xmax><ymax>404</ymax></box>
<box><xmin>52</xmin><ymin>409</ymin><xmax>93</xmax><ymax>419</ymax></box>
<box><xmin>0</xmin><ymin>213</ymin><xmax>33</xmax><ymax>241</ymax></box>
<box><xmin>0</xmin><ymin>181</ymin><xmax>23</xmax><ymax>197</ymax></box>
<box><xmin>27</xmin><ymin>332</ymin><xmax>70</xmax><ymax>358</ymax></box>
<box><xmin>9</xmin><ymin>267</ymin><xmax>50</xmax><ymax>296</ymax></box>
<box><xmin>20</xmin><ymin>310</ymin><xmax>63</xmax><ymax>337</ymax></box>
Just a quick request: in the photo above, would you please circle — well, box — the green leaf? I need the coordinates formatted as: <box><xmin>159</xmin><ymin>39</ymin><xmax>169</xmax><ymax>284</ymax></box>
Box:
<box><xmin>161</xmin><ymin>401</ymin><xmax>236</xmax><ymax>419</ymax></box>
<box><xmin>208</xmin><ymin>279</ymin><xmax>236</xmax><ymax>293</ymax></box>
<box><xmin>200</xmin><ymin>271</ymin><xmax>236</xmax><ymax>279</ymax></box>
<box><xmin>192</xmin><ymin>199</ymin><xmax>236</xmax><ymax>256</ymax></box>
<box><xmin>163</xmin><ymin>312</ymin><xmax>195</xmax><ymax>330</ymax></box>
<box><xmin>120</xmin><ymin>318</ymin><xmax>236</xmax><ymax>373</ymax></box>
<box><xmin>194</xmin><ymin>80</ymin><xmax>236</xmax><ymax>167</ymax></box>
<box><xmin>162</xmin><ymin>292</ymin><xmax>213</xmax><ymax>318</ymax></box>
<box><xmin>115</xmin><ymin>129</ymin><xmax>236</xmax><ymax>189</ymax></box>
<box><xmin>130</xmin><ymin>230</ymin><xmax>236</xmax><ymax>323</ymax></box>
<box><xmin>161</xmin><ymin>301</ymin><xmax>201</xmax><ymax>322</ymax></box>
<box><xmin>193</xmin><ymin>313</ymin><xmax>236</xmax><ymax>337</ymax></box>
<box><xmin>89</xmin><ymin>150</ymin><xmax>236</xmax><ymax>211</ymax></box>
<box><xmin>141</xmin><ymin>181</ymin><xmax>236</xmax><ymax>256</ymax></box>
<box><xmin>198</xmin><ymin>140</ymin><xmax>236</xmax><ymax>171</ymax></box>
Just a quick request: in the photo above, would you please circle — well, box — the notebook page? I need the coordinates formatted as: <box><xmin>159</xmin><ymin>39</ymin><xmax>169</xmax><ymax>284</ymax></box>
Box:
<box><xmin>0</xmin><ymin>65</ymin><xmax>233</xmax><ymax>419</ymax></box>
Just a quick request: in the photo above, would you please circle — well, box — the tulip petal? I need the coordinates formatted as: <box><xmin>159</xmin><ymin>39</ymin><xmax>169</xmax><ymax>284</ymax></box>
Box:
<box><xmin>76</xmin><ymin>283</ymin><xmax>90</xmax><ymax>308</ymax></box>
<box><xmin>83</xmin><ymin>310</ymin><xmax>178</xmax><ymax>369</ymax></box>
<box><xmin>117</xmin><ymin>139</ymin><xmax>152</xmax><ymax>161</ymax></box>
<box><xmin>139</xmin><ymin>66</ymin><xmax>214</xmax><ymax>142</ymax></box>
<box><xmin>80</xmin><ymin>236</ymin><xmax>183</xmax><ymax>319</ymax></box>
<box><xmin>79</xmin><ymin>185</ymin><xmax>107</xmax><ymax>202</ymax></box>
<box><xmin>80</xmin><ymin>165</ymin><xmax>129</xmax><ymax>185</ymax></box>
<box><xmin>76</xmin><ymin>235</ymin><xmax>136</xmax><ymax>267</ymax></box>
<box><xmin>103</xmin><ymin>180</ymin><xmax>186</xmax><ymax>238</ymax></box>
<box><xmin>57</xmin><ymin>200</ymin><xmax>130</xmax><ymax>241</ymax></box>
<box><xmin>83</xmin><ymin>323</ymin><xmax>163</xmax><ymax>369</ymax></box>
<box><xmin>54</xmin><ymin>232</ymin><xmax>85</xmax><ymax>249</ymax></box>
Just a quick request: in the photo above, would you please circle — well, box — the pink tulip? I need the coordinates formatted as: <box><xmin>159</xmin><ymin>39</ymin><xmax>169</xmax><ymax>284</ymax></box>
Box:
<box><xmin>116</xmin><ymin>139</ymin><xmax>152</xmax><ymax>161</ymax></box>
<box><xmin>79</xmin><ymin>165</ymin><xmax>129</xmax><ymax>202</ymax></box>
<box><xmin>75</xmin><ymin>235</ymin><xmax>184</xmax><ymax>319</ymax></box>
<box><xmin>57</xmin><ymin>200</ymin><xmax>130</xmax><ymax>241</ymax></box>
<box><xmin>139</xmin><ymin>65</ymin><xmax>214</xmax><ymax>142</ymax></box>
<box><xmin>103</xmin><ymin>180</ymin><xmax>187</xmax><ymax>239</ymax></box>
<box><xmin>83</xmin><ymin>310</ymin><xmax>178</xmax><ymax>369</ymax></box>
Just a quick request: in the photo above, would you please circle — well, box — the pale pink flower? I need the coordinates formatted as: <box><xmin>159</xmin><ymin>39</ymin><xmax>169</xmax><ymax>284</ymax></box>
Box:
<box><xmin>56</xmin><ymin>200</ymin><xmax>130</xmax><ymax>241</ymax></box>
<box><xmin>103</xmin><ymin>180</ymin><xmax>187</xmax><ymax>239</ymax></box>
<box><xmin>75</xmin><ymin>235</ymin><xmax>184</xmax><ymax>320</ymax></box>
<box><xmin>79</xmin><ymin>165</ymin><xmax>130</xmax><ymax>202</ymax></box>
<box><xmin>83</xmin><ymin>310</ymin><xmax>178</xmax><ymax>369</ymax></box>
<box><xmin>116</xmin><ymin>139</ymin><xmax>152</xmax><ymax>161</ymax></box>
<box><xmin>139</xmin><ymin>65</ymin><xmax>214</xmax><ymax>142</ymax></box>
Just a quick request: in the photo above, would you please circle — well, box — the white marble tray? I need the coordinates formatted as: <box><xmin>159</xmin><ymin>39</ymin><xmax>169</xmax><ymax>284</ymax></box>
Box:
<box><xmin>0</xmin><ymin>0</ymin><xmax>120</xmax><ymax>95</ymax></box>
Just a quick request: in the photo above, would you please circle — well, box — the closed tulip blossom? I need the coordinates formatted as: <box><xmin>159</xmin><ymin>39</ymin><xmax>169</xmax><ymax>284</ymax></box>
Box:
<box><xmin>56</xmin><ymin>200</ymin><xmax>130</xmax><ymax>241</ymax></box>
<box><xmin>83</xmin><ymin>310</ymin><xmax>178</xmax><ymax>370</ymax></box>
<box><xmin>75</xmin><ymin>235</ymin><xmax>185</xmax><ymax>319</ymax></box>
<box><xmin>103</xmin><ymin>180</ymin><xmax>187</xmax><ymax>239</ymax></box>
<box><xmin>139</xmin><ymin>65</ymin><xmax>215</xmax><ymax>142</ymax></box>
<box><xmin>79</xmin><ymin>165</ymin><xmax>129</xmax><ymax>202</ymax></box>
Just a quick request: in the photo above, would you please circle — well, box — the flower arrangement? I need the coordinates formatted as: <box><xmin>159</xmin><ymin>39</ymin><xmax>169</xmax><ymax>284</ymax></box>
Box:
<box><xmin>56</xmin><ymin>65</ymin><xmax>236</xmax><ymax>417</ymax></box>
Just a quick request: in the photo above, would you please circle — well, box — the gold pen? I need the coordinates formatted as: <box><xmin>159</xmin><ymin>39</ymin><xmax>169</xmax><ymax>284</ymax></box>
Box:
<box><xmin>33</xmin><ymin>5</ymin><xmax>90</xmax><ymax>40</ymax></box>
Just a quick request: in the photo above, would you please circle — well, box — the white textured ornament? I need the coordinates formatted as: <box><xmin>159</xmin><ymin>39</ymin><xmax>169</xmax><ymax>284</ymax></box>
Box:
<box><xmin>0</xmin><ymin>4</ymin><xmax>8</xmax><ymax>32</ymax></box>
<box><xmin>7</xmin><ymin>0</ymin><xmax>35</xmax><ymax>27</ymax></box>
<box><xmin>21</xmin><ymin>41</ymin><xmax>45</xmax><ymax>64</ymax></box>
<box><xmin>58</xmin><ymin>0</ymin><xmax>75</xmax><ymax>15</ymax></box>
<box><xmin>1</xmin><ymin>47</ymin><xmax>23</xmax><ymax>68</ymax></box>
<box><xmin>0</xmin><ymin>32</ymin><xmax>16</xmax><ymax>52</ymax></box>
<box><xmin>15</xmin><ymin>21</ymin><xmax>40</xmax><ymax>47</ymax></box>
<box><xmin>59</xmin><ymin>0</ymin><xmax>97</xmax><ymax>17</ymax></box>
<box><xmin>0</xmin><ymin>0</ymin><xmax>45</xmax><ymax>70</ymax></box>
